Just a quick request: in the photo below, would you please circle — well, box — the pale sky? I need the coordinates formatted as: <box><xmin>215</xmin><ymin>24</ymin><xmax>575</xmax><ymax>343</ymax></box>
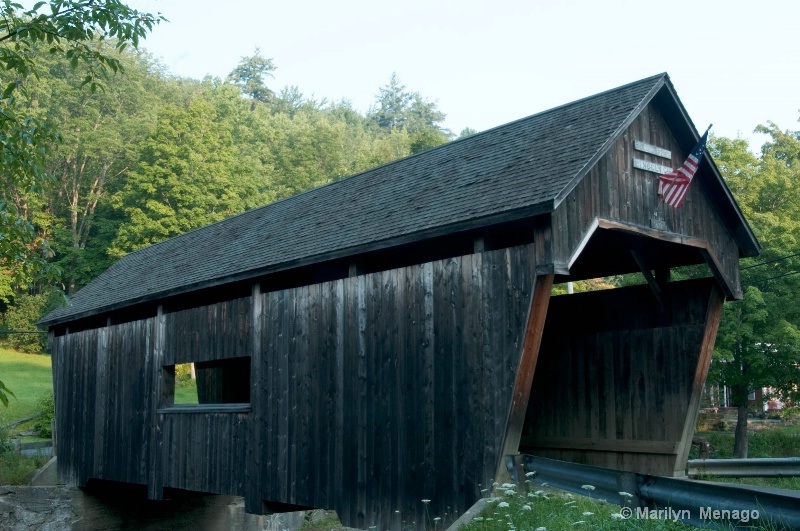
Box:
<box><xmin>136</xmin><ymin>0</ymin><xmax>798</xmax><ymax>150</ymax></box>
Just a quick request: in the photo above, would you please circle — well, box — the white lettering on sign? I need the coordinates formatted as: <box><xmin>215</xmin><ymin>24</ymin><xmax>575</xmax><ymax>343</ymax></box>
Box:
<box><xmin>634</xmin><ymin>141</ymin><xmax>672</xmax><ymax>160</ymax></box>
<box><xmin>633</xmin><ymin>158</ymin><xmax>673</xmax><ymax>175</ymax></box>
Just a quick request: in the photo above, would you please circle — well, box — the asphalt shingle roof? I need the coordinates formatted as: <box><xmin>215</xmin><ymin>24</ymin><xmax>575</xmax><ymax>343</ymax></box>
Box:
<box><xmin>42</xmin><ymin>74</ymin><xmax>668</xmax><ymax>325</ymax></box>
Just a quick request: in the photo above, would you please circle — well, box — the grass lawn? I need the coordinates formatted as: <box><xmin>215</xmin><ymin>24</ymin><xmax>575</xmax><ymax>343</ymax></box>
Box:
<box><xmin>175</xmin><ymin>380</ymin><xmax>199</xmax><ymax>404</ymax></box>
<box><xmin>0</xmin><ymin>345</ymin><xmax>53</xmax><ymax>484</ymax></box>
<box><xmin>461</xmin><ymin>486</ymin><xmax>697</xmax><ymax>531</ymax></box>
<box><xmin>693</xmin><ymin>426</ymin><xmax>800</xmax><ymax>460</ymax></box>
<box><xmin>0</xmin><ymin>346</ymin><xmax>52</xmax><ymax>425</ymax></box>
<box><xmin>704</xmin><ymin>476</ymin><xmax>800</xmax><ymax>491</ymax></box>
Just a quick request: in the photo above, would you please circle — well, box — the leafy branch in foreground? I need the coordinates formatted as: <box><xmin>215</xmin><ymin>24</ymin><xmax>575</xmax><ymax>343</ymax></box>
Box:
<box><xmin>0</xmin><ymin>377</ymin><xmax>15</xmax><ymax>407</ymax></box>
<box><xmin>0</xmin><ymin>1</ymin><xmax>163</xmax><ymax>403</ymax></box>
<box><xmin>0</xmin><ymin>1</ymin><xmax>164</xmax><ymax>298</ymax></box>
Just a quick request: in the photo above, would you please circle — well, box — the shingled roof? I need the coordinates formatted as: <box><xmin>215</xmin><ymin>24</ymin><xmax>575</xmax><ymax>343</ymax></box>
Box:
<box><xmin>42</xmin><ymin>73</ymin><xmax>690</xmax><ymax>326</ymax></box>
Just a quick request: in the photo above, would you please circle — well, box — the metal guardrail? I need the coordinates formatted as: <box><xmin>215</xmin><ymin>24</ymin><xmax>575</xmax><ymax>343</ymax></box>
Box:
<box><xmin>506</xmin><ymin>454</ymin><xmax>800</xmax><ymax>529</ymax></box>
<box><xmin>688</xmin><ymin>457</ymin><xmax>800</xmax><ymax>478</ymax></box>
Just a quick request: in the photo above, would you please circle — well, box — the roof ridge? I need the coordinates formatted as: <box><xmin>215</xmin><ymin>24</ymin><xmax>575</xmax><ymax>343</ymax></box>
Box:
<box><xmin>42</xmin><ymin>73</ymin><xmax>682</xmax><ymax>326</ymax></box>
<box><xmin>114</xmin><ymin>73</ymin><xmax>671</xmax><ymax>262</ymax></box>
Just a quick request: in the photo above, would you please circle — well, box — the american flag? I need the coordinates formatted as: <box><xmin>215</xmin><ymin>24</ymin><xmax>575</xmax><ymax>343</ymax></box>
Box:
<box><xmin>658</xmin><ymin>125</ymin><xmax>711</xmax><ymax>208</ymax></box>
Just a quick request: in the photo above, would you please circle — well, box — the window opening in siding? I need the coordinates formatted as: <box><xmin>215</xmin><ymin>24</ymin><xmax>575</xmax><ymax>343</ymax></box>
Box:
<box><xmin>165</xmin><ymin>356</ymin><xmax>251</xmax><ymax>410</ymax></box>
<box><xmin>174</xmin><ymin>363</ymin><xmax>198</xmax><ymax>404</ymax></box>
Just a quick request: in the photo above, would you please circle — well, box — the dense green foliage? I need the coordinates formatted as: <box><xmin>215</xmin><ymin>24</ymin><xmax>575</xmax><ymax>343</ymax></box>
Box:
<box><xmin>33</xmin><ymin>388</ymin><xmax>54</xmax><ymax>438</ymax></box>
<box><xmin>709</xmin><ymin>128</ymin><xmax>800</xmax><ymax>456</ymax></box>
<box><xmin>0</xmin><ymin>34</ymin><xmax>452</xmax><ymax>352</ymax></box>
<box><xmin>0</xmin><ymin>0</ymin><xmax>164</xmax><ymax>302</ymax></box>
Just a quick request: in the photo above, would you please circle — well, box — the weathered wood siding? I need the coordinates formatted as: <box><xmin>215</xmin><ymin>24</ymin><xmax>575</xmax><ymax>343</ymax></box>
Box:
<box><xmin>52</xmin><ymin>319</ymin><xmax>156</xmax><ymax>487</ymax></box>
<box><xmin>249</xmin><ymin>244</ymin><xmax>538</xmax><ymax>528</ymax></box>
<box><xmin>164</xmin><ymin>297</ymin><xmax>252</xmax><ymax>365</ymax></box>
<box><xmin>157</xmin><ymin>298</ymin><xmax>253</xmax><ymax>495</ymax></box>
<box><xmin>53</xmin><ymin>328</ymin><xmax>99</xmax><ymax>487</ymax></box>
<box><xmin>160</xmin><ymin>412</ymin><xmax>249</xmax><ymax>495</ymax></box>
<box><xmin>552</xmin><ymin>104</ymin><xmax>741</xmax><ymax>295</ymax></box>
<box><xmin>520</xmin><ymin>279</ymin><xmax>721</xmax><ymax>476</ymax></box>
<box><xmin>51</xmin><ymin>243</ymin><xmax>540</xmax><ymax>529</ymax></box>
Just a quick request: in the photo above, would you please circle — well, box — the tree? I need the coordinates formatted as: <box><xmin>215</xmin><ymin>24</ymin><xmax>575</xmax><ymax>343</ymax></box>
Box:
<box><xmin>710</xmin><ymin>128</ymin><xmax>800</xmax><ymax>457</ymax></box>
<box><xmin>368</xmin><ymin>72</ymin><xmax>451</xmax><ymax>154</ymax></box>
<box><xmin>458</xmin><ymin>127</ymin><xmax>478</xmax><ymax>139</ymax></box>
<box><xmin>109</xmin><ymin>82</ymin><xmax>273</xmax><ymax>255</ymax></box>
<box><xmin>227</xmin><ymin>47</ymin><xmax>276</xmax><ymax>105</ymax></box>
<box><xmin>0</xmin><ymin>0</ymin><xmax>163</xmax><ymax>299</ymax></box>
<box><xmin>0</xmin><ymin>0</ymin><xmax>162</xmax><ymax>404</ymax></box>
<box><xmin>23</xmin><ymin>43</ymin><xmax>166</xmax><ymax>294</ymax></box>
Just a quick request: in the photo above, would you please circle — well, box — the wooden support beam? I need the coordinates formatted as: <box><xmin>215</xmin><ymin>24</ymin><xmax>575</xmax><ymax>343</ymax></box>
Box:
<box><xmin>521</xmin><ymin>436</ymin><xmax>680</xmax><ymax>455</ymax></box>
<box><xmin>674</xmin><ymin>286</ymin><xmax>724</xmax><ymax>475</ymax></box>
<box><xmin>92</xmin><ymin>318</ymin><xmax>110</xmax><ymax>482</ymax></box>
<box><xmin>630</xmin><ymin>249</ymin><xmax>665</xmax><ymax>304</ymax></box>
<box><xmin>597</xmin><ymin>218</ymin><xmax>741</xmax><ymax>299</ymax></box>
<box><xmin>245</xmin><ymin>283</ymin><xmax>264</xmax><ymax>514</ymax></box>
<box><xmin>496</xmin><ymin>273</ymin><xmax>554</xmax><ymax>483</ymax></box>
<box><xmin>147</xmin><ymin>305</ymin><xmax>166</xmax><ymax>500</ymax></box>
<box><xmin>655</xmin><ymin>268</ymin><xmax>671</xmax><ymax>286</ymax></box>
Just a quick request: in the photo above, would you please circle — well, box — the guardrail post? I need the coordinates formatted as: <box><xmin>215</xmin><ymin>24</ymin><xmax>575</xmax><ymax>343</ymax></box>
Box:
<box><xmin>504</xmin><ymin>454</ymin><xmax>529</xmax><ymax>494</ymax></box>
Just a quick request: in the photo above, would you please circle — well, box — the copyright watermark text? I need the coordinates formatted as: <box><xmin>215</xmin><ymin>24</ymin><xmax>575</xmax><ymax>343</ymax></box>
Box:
<box><xmin>617</xmin><ymin>506</ymin><xmax>760</xmax><ymax>523</ymax></box>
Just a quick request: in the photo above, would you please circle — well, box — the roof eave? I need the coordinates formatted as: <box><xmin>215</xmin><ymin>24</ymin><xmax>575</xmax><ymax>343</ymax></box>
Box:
<box><xmin>39</xmin><ymin>200</ymin><xmax>557</xmax><ymax>328</ymax></box>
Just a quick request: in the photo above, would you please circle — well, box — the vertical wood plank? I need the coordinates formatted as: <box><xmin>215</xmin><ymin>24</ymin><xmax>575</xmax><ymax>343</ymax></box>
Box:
<box><xmin>245</xmin><ymin>283</ymin><xmax>262</xmax><ymax>513</ymax></box>
<box><xmin>333</xmin><ymin>279</ymin><xmax>345</xmax><ymax>517</ymax></box>
<box><xmin>148</xmin><ymin>305</ymin><xmax>166</xmax><ymax>500</ymax></box>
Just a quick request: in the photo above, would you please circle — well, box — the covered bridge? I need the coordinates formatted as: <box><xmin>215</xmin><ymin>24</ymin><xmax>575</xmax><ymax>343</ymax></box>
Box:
<box><xmin>41</xmin><ymin>73</ymin><xmax>760</xmax><ymax>529</ymax></box>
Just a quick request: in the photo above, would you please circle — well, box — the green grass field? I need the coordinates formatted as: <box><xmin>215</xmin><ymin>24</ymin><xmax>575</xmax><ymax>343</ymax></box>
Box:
<box><xmin>0</xmin><ymin>346</ymin><xmax>53</xmax><ymax>484</ymax></box>
<box><xmin>175</xmin><ymin>380</ymin><xmax>199</xmax><ymax>404</ymax></box>
<box><xmin>0</xmin><ymin>346</ymin><xmax>53</xmax><ymax>425</ymax></box>
<box><xmin>694</xmin><ymin>426</ymin><xmax>800</xmax><ymax>459</ymax></box>
<box><xmin>706</xmin><ymin>476</ymin><xmax>800</xmax><ymax>491</ymax></box>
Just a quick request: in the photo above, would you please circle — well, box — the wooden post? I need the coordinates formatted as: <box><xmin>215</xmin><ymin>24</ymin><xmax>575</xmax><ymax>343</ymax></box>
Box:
<box><xmin>495</xmin><ymin>273</ymin><xmax>554</xmax><ymax>484</ymax></box>
<box><xmin>631</xmin><ymin>249</ymin><xmax>665</xmax><ymax>304</ymax></box>
<box><xmin>245</xmin><ymin>283</ymin><xmax>264</xmax><ymax>514</ymax></box>
<box><xmin>92</xmin><ymin>318</ymin><xmax>110</xmax><ymax>478</ymax></box>
<box><xmin>147</xmin><ymin>305</ymin><xmax>166</xmax><ymax>500</ymax></box>
<box><xmin>673</xmin><ymin>286</ymin><xmax>724</xmax><ymax>475</ymax></box>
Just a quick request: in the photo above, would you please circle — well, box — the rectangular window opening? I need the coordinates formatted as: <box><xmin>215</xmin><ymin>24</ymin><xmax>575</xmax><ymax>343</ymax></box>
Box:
<box><xmin>174</xmin><ymin>362</ymin><xmax>198</xmax><ymax>405</ymax></box>
<box><xmin>169</xmin><ymin>356</ymin><xmax>251</xmax><ymax>408</ymax></box>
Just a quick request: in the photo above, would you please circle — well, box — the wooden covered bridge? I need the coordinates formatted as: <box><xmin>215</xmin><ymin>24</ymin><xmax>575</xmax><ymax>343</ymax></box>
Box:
<box><xmin>41</xmin><ymin>73</ymin><xmax>760</xmax><ymax>529</ymax></box>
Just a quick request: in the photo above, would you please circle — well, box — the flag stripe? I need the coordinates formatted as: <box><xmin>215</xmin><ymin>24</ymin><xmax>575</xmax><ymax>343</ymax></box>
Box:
<box><xmin>657</xmin><ymin>128</ymin><xmax>710</xmax><ymax>208</ymax></box>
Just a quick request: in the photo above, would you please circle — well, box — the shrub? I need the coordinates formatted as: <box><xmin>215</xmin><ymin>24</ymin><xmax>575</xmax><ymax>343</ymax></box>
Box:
<box><xmin>748</xmin><ymin>429</ymin><xmax>800</xmax><ymax>458</ymax></box>
<box><xmin>175</xmin><ymin>363</ymin><xmax>194</xmax><ymax>386</ymax></box>
<box><xmin>780</xmin><ymin>406</ymin><xmax>800</xmax><ymax>421</ymax></box>
<box><xmin>33</xmin><ymin>389</ymin><xmax>55</xmax><ymax>438</ymax></box>
<box><xmin>1</xmin><ymin>291</ymin><xmax>62</xmax><ymax>353</ymax></box>
<box><xmin>0</xmin><ymin>424</ymin><xmax>48</xmax><ymax>484</ymax></box>
<box><xmin>0</xmin><ymin>424</ymin><xmax>13</xmax><ymax>455</ymax></box>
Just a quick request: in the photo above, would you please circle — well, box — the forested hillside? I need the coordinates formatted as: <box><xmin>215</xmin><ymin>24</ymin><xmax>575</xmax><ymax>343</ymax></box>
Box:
<box><xmin>1</xmin><ymin>43</ymin><xmax>456</xmax><ymax>351</ymax></box>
